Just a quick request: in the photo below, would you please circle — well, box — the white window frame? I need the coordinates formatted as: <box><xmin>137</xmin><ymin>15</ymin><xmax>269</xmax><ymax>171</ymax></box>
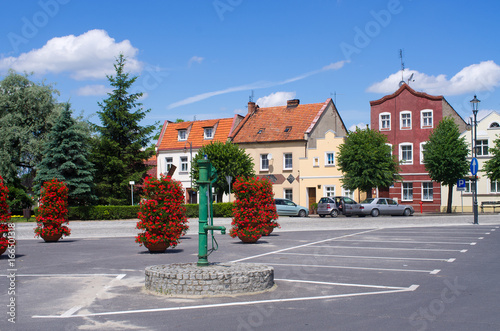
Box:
<box><xmin>325</xmin><ymin>152</ymin><xmax>335</xmax><ymax>166</ymax></box>
<box><xmin>402</xmin><ymin>182</ymin><xmax>413</xmax><ymax>201</ymax></box>
<box><xmin>283</xmin><ymin>153</ymin><xmax>293</xmax><ymax>170</ymax></box>
<box><xmin>422</xmin><ymin>182</ymin><xmax>433</xmax><ymax>201</ymax></box>
<box><xmin>476</xmin><ymin>139</ymin><xmax>488</xmax><ymax>156</ymax></box>
<box><xmin>400</xmin><ymin>111</ymin><xmax>412</xmax><ymax>130</ymax></box>
<box><xmin>379</xmin><ymin>112</ymin><xmax>391</xmax><ymax>130</ymax></box>
<box><xmin>313</xmin><ymin>157</ymin><xmax>319</xmax><ymax>167</ymax></box>
<box><xmin>165</xmin><ymin>157</ymin><xmax>173</xmax><ymax>173</ymax></box>
<box><xmin>420</xmin><ymin>142</ymin><xmax>427</xmax><ymax>164</ymax></box>
<box><xmin>386</xmin><ymin>143</ymin><xmax>393</xmax><ymax>156</ymax></box>
<box><xmin>260</xmin><ymin>154</ymin><xmax>269</xmax><ymax>171</ymax></box>
<box><xmin>342</xmin><ymin>187</ymin><xmax>354</xmax><ymax>199</ymax></box>
<box><xmin>324</xmin><ymin>185</ymin><xmax>335</xmax><ymax>197</ymax></box>
<box><xmin>465</xmin><ymin>179</ymin><xmax>472</xmax><ymax>193</ymax></box>
<box><xmin>180</xmin><ymin>156</ymin><xmax>188</xmax><ymax>172</ymax></box>
<box><xmin>490</xmin><ymin>179</ymin><xmax>500</xmax><ymax>193</ymax></box>
<box><xmin>284</xmin><ymin>188</ymin><xmax>293</xmax><ymax>201</ymax></box>
<box><xmin>178</xmin><ymin>129</ymin><xmax>187</xmax><ymax>141</ymax></box>
<box><xmin>421</xmin><ymin>109</ymin><xmax>433</xmax><ymax>128</ymax></box>
<box><xmin>399</xmin><ymin>143</ymin><xmax>413</xmax><ymax>165</ymax></box>
<box><xmin>204</xmin><ymin>127</ymin><xmax>213</xmax><ymax>139</ymax></box>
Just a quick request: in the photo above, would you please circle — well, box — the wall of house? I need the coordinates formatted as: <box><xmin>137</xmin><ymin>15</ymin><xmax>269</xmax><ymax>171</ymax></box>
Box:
<box><xmin>238</xmin><ymin>141</ymin><xmax>306</xmax><ymax>205</ymax></box>
<box><xmin>307</xmin><ymin>101</ymin><xmax>347</xmax><ymax>150</ymax></box>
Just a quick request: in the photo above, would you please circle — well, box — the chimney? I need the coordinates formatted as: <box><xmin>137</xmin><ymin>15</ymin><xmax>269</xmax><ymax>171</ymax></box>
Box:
<box><xmin>248</xmin><ymin>101</ymin><xmax>256</xmax><ymax>114</ymax></box>
<box><xmin>287</xmin><ymin>99</ymin><xmax>300</xmax><ymax>108</ymax></box>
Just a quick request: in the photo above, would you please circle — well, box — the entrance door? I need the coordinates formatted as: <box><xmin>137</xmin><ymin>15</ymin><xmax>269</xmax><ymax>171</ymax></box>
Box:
<box><xmin>307</xmin><ymin>187</ymin><xmax>316</xmax><ymax>210</ymax></box>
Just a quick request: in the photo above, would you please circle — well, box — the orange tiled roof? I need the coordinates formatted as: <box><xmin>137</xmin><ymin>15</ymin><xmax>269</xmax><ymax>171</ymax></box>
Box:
<box><xmin>157</xmin><ymin>117</ymin><xmax>239</xmax><ymax>151</ymax></box>
<box><xmin>231</xmin><ymin>99</ymin><xmax>331</xmax><ymax>143</ymax></box>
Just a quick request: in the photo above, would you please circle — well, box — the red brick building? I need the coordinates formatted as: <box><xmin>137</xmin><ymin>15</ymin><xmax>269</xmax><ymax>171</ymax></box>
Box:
<box><xmin>370</xmin><ymin>84</ymin><xmax>467</xmax><ymax>212</ymax></box>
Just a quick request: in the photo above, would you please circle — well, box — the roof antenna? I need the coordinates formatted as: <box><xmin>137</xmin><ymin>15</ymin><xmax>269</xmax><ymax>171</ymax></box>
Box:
<box><xmin>399</xmin><ymin>49</ymin><xmax>406</xmax><ymax>87</ymax></box>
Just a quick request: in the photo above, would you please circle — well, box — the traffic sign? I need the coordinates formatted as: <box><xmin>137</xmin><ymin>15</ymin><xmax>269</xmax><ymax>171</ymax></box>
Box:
<box><xmin>470</xmin><ymin>158</ymin><xmax>479</xmax><ymax>176</ymax></box>
<box><xmin>457</xmin><ymin>179</ymin><xmax>466</xmax><ymax>191</ymax></box>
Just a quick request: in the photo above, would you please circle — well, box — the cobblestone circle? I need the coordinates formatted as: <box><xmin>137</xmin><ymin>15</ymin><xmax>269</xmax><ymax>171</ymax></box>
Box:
<box><xmin>145</xmin><ymin>263</ymin><xmax>274</xmax><ymax>296</ymax></box>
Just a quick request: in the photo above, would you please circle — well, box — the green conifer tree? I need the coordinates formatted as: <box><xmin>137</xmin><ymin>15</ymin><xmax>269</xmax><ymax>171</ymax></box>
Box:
<box><xmin>34</xmin><ymin>104</ymin><xmax>96</xmax><ymax>206</ymax></box>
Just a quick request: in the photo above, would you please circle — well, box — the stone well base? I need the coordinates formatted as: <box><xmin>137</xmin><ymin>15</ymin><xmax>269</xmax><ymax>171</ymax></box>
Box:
<box><xmin>145</xmin><ymin>263</ymin><xmax>274</xmax><ymax>296</ymax></box>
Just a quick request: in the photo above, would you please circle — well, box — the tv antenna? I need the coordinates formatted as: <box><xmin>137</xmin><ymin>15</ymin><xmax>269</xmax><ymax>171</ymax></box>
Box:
<box><xmin>399</xmin><ymin>49</ymin><xmax>406</xmax><ymax>87</ymax></box>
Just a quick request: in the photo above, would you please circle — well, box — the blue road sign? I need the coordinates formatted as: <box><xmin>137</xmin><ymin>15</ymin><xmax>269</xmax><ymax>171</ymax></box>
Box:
<box><xmin>470</xmin><ymin>158</ymin><xmax>479</xmax><ymax>176</ymax></box>
<box><xmin>457</xmin><ymin>179</ymin><xmax>466</xmax><ymax>191</ymax></box>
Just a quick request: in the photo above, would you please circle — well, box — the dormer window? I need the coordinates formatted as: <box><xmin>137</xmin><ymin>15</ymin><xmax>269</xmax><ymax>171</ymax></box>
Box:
<box><xmin>257</xmin><ymin>128</ymin><xmax>265</xmax><ymax>134</ymax></box>
<box><xmin>204</xmin><ymin>127</ymin><xmax>213</xmax><ymax>139</ymax></box>
<box><xmin>490</xmin><ymin>122</ymin><xmax>499</xmax><ymax>128</ymax></box>
<box><xmin>178</xmin><ymin>129</ymin><xmax>187</xmax><ymax>141</ymax></box>
<box><xmin>284</xmin><ymin>126</ymin><xmax>292</xmax><ymax>133</ymax></box>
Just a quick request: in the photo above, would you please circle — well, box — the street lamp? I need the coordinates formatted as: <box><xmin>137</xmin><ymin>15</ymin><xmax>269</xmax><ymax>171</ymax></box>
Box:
<box><xmin>129</xmin><ymin>181</ymin><xmax>135</xmax><ymax>206</ymax></box>
<box><xmin>184</xmin><ymin>141</ymin><xmax>193</xmax><ymax>203</ymax></box>
<box><xmin>470</xmin><ymin>95</ymin><xmax>480</xmax><ymax>225</ymax></box>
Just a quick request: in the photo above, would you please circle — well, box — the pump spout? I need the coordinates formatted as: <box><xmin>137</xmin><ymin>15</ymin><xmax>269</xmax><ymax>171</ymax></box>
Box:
<box><xmin>204</xmin><ymin>225</ymin><xmax>226</xmax><ymax>235</ymax></box>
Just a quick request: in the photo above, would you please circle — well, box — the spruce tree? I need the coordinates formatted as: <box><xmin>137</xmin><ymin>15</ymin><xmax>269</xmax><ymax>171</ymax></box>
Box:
<box><xmin>34</xmin><ymin>103</ymin><xmax>96</xmax><ymax>206</ymax></box>
<box><xmin>92</xmin><ymin>54</ymin><xmax>155</xmax><ymax>205</ymax></box>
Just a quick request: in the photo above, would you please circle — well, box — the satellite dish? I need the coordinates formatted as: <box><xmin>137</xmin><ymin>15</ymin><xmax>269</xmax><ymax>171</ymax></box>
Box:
<box><xmin>267</xmin><ymin>153</ymin><xmax>273</xmax><ymax>160</ymax></box>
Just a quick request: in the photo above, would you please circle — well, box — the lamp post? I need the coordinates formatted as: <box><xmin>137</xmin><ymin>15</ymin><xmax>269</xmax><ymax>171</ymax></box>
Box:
<box><xmin>129</xmin><ymin>181</ymin><xmax>135</xmax><ymax>206</ymax></box>
<box><xmin>470</xmin><ymin>95</ymin><xmax>480</xmax><ymax>225</ymax></box>
<box><xmin>184</xmin><ymin>141</ymin><xmax>193</xmax><ymax>203</ymax></box>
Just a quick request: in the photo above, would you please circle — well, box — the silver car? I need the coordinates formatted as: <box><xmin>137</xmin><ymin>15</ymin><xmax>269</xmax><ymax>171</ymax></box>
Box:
<box><xmin>317</xmin><ymin>196</ymin><xmax>362</xmax><ymax>218</ymax></box>
<box><xmin>358</xmin><ymin>198</ymin><xmax>414</xmax><ymax>217</ymax></box>
<box><xmin>274</xmin><ymin>198</ymin><xmax>309</xmax><ymax>217</ymax></box>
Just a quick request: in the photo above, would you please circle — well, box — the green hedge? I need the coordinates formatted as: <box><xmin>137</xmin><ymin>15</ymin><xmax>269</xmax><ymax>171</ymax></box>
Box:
<box><xmin>34</xmin><ymin>202</ymin><xmax>235</xmax><ymax>220</ymax></box>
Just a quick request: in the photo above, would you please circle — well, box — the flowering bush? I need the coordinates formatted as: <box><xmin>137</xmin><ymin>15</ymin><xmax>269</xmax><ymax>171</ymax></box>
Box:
<box><xmin>135</xmin><ymin>175</ymin><xmax>189</xmax><ymax>250</ymax></box>
<box><xmin>229</xmin><ymin>176</ymin><xmax>279</xmax><ymax>242</ymax></box>
<box><xmin>34</xmin><ymin>179</ymin><xmax>71</xmax><ymax>239</ymax></box>
<box><xmin>0</xmin><ymin>176</ymin><xmax>13</xmax><ymax>251</ymax></box>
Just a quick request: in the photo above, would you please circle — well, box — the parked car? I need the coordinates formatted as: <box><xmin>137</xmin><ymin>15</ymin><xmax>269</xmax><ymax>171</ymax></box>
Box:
<box><xmin>274</xmin><ymin>198</ymin><xmax>309</xmax><ymax>217</ymax></box>
<box><xmin>317</xmin><ymin>196</ymin><xmax>362</xmax><ymax>218</ymax></box>
<box><xmin>358</xmin><ymin>198</ymin><xmax>414</xmax><ymax>217</ymax></box>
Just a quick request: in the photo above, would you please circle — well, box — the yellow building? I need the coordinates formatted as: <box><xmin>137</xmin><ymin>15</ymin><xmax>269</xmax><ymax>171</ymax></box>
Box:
<box><xmin>230</xmin><ymin>98</ymin><xmax>359</xmax><ymax>209</ymax></box>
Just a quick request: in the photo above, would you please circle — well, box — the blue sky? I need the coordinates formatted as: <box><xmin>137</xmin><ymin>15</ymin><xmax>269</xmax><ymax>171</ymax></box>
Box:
<box><xmin>1</xmin><ymin>0</ymin><xmax>499</xmax><ymax>133</ymax></box>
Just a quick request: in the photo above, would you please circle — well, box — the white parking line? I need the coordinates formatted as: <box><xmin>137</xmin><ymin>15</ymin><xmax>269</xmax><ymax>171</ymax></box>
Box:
<box><xmin>309</xmin><ymin>245</ymin><xmax>465</xmax><ymax>252</ymax></box>
<box><xmin>32</xmin><ymin>282</ymin><xmax>419</xmax><ymax>319</ymax></box>
<box><xmin>275</xmin><ymin>252</ymin><xmax>455</xmax><ymax>262</ymax></box>
<box><xmin>266</xmin><ymin>262</ymin><xmax>440</xmax><ymax>274</ymax></box>
<box><xmin>334</xmin><ymin>239</ymin><xmax>476</xmax><ymax>245</ymax></box>
<box><xmin>230</xmin><ymin>229</ymin><xmax>379</xmax><ymax>263</ymax></box>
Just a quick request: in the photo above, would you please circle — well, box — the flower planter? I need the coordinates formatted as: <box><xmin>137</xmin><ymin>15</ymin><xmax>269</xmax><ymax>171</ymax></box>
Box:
<box><xmin>262</xmin><ymin>225</ymin><xmax>274</xmax><ymax>236</ymax></box>
<box><xmin>238</xmin><ymin>233</ymin><xmax>261</xmax><ymax>243</ymax></box>
<box><xmin>145</xmin><ymin>241</ymin><xmax>168</xmax><ymax>253</ymax></box>
<box><xmin>0</xmin><ymin>245</ymin><xmax>7</xmax><ymax>255</ymax></box>
<box><xmin>41</xmin><ymin>232</ymin><xmax>63</xmax><ymax>242</ymax></box>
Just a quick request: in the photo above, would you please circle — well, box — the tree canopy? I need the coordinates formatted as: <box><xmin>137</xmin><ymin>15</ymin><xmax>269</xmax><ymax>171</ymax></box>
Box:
<box><xmin>423</xmin><ymin>117</ymin><xmax>469</xmax><ymax>213</ymax></box>
<box><xmin>190</xmin><ymin>141</ymin><xmax>255</xmax><ymax>201</ymax></box>
<box><xmin>91</xmin><ymin>54</ymin><xmax>156</xmax><ymax>205</ymax></box>
<box><xmin>337</xmin><ymin>126</ymin><xmax>401</xmax><ymax>196</ymax></box>
<box><xmin>0</xmin><ymin>70</ymin><xmax>61</xmax><ymax>187</ymax></box>
<box><xmin>34</xmin><ymin>103</ymin><xmax>96</xmax><ymax>206</ymax></box>
<box><xmin>483</xmin><ymin>135</ymin><xmax>500</xmax><ymax>181</ymax></box>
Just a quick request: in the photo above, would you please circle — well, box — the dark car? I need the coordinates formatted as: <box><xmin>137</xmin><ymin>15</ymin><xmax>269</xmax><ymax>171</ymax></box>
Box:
<box><xmin>274</xmin><ymin>198</ymin><xmax>309</xmax><ymax>217</ymax></box>
<box><xmin>358</xmin><ymin>198</ymin><xmax>414</xmax><ymax>217</ymax></box>
<box><xmin>317</xmin><ymin>196</ymin><xmax>362</xmax><ymax>218</ymax></box>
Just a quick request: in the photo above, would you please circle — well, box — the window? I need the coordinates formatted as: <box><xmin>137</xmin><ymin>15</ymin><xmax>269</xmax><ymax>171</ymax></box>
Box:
<box><xmin>380</xmin><ymin>113</ymin><xmax>391</xmax><ymax>130</ymax></box>
<box><xmin>402</xmin><ymin>183</ymin><xmax>413</xmax><ymax>201</ymax></box>
<box><xmin>178</xmin><ymin>129</ymin><xmax>187</xmax><ymax>141</ymax></box>
<box><xmin>489</xmin><ymin>122</ymin><xmax>499</xmax><ymax>128</ymax></box>
<box><xmin>165</xmin><ymin>157</ymin><xmax>173</xmax><ymax>172</ymax></box>
<box><xmin>313</xmin><ymin>157</ymin><xmax>319</xmax><ymax>167</ymax></box>
<box><xmin>420</xmin><ymin>142</ymin><xmax>427</xmax><ymax>164</ymax></box>
<box><xmin>180</xmin><ymin>156</ymin><xmax>188</xmax><ymax>172</ymax></box>
<box><xmin>257</xmin><ymin>128</ymin><xmax>265</xmax><ymax>134</ymax></box>
<box><xmin>324</xmin><ymin>186</ymin><xmax>335</xmax><ymax>197</ymax></box>
<box><xmin>204</xmin><ymin>127</ymin><xmax>213</xmax><ymax>139</ymax></box>
<box><xmin>260</xmin><ymin>154</ymin><xmax>269</xmax><ymax>171</ymax></box>
<box><xmin>421</xmin><ymin>110</ymin><xmax>433</xmax><ymax>128</ymax></box>
<box><xmin>284</xmin><ymin>126</ymin><xmax>292</xmax><ymax>133</ymax></box>
<box><xmin>399</xmin><ymin>143</ymin><xmax>413</xmax><ymax>164</ymax></box>
<box><xmin>400</xmin><ymin>111</ymin><xmax>411</xmax><ymax>129</ymax></box>
<box><xmin>491</xmin><ymin>180</ymin><xmax>500</xmax><ymax>193</ymax></box>
<box><xmin>465</xmin><ymin>179</ymin><xmax>472</xmax><ymax>193</ymax></box>
<box><xmin>325</xmin><ymin>152</ymin><xmax>335</xmax><ymax>166</ymax></box>
<box><xmin>283</xmin><ymin>153</ymin><xmax>293</xmax><ymax>170</ymax></box>
<box><xmin>284</xmin><ymin>189</ymin><xmax>293</xmax><ymax>201</ymax></box>
<box><xmin>342</xmin><ymin>187</ymin><xmax>354</xmax><ymax>199</ymax></box>
<box><xmin>476</xmin><ymin>140</ymin><xmax>488</xmax><ymax>156</ymax></box>
<box><xmin>422</xmin><ymin>182</ymin><xmax>433</xmax><ymax>201</ymax></box>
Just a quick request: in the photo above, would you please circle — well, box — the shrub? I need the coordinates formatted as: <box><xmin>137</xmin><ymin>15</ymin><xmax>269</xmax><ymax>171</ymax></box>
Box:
<box><xmin>0</xmin><ymin>176</ymin><xmax>13</xmax><ymax>251</ymax></box>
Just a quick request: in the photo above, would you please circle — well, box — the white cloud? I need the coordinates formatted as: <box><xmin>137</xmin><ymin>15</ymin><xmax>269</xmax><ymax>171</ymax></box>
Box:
<box><xmin>367</xmin><ymin>61</ymin><xmax>500</xmax><ymax>96</ymax></box>
<box><xmin>188</xmin><ymin>56</ymin><xmax>204</xmax><ymax>67</ymax></box>
<box><xmin>349</xmin><ymin>123</ymin><xmax>368</xmax><ymax>132</ymax></box>
<box><xmin>168</xmin><ymin>60</ymin><xmax>349</xmax><ymax>109</ymax></box>
<box><xmin>76</xmin><ymin>84</ymin><xmax>111</xmax><ymax>96</ymax></box>
<box><xmin>0</xmin><ymin>29</ymin><xmax>142</xmax><ymax>80</ymax></box>
<box><xmin>256</xmin><ymin>91</ymin><xmax>296</xmax><ymax>107</ymax></box>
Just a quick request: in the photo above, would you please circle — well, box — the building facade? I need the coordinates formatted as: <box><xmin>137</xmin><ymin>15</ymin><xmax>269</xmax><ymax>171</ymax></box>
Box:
<box><xmin>370</xmin><ymin>84</ymin><xmax>467</xmax><ymax>212</ymax></box>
